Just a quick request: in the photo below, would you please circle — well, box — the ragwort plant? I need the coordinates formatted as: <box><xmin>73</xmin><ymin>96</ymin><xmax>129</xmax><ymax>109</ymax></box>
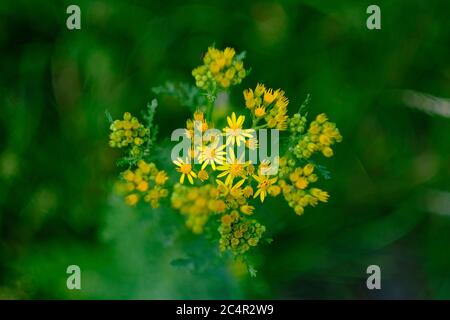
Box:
<box><xmin>108</xmin><ymin>46</ymin><xmax>342</xmax><ymax>274</ymax></box>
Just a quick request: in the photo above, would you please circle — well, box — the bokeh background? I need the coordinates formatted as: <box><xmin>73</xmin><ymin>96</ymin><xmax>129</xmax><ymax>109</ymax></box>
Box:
<box><xmin>1</xmin><ymin>0</ymin><xmax>449</xmax><ymax>299</ymax></box>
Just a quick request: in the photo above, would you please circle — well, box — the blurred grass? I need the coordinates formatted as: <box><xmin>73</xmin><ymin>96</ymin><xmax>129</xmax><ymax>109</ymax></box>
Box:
<box><xmin>0</xmin><ymin>0</ymin><xmax>449</xmax><ymax>299</ymax></box>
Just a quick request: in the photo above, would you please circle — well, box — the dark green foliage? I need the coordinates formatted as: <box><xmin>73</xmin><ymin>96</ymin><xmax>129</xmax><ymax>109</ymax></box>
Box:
<box><xmin>1</xmin><ymin>0</ymin><xmax>449</xmax><ymax>299</ymax></box>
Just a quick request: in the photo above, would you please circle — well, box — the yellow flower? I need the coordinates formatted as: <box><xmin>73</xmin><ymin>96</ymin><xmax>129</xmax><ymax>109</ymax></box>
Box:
<box><xmin>253</xmin><ymin>174</ymin><xmax>278</xmax><ymax>202</ymax></box>
<box><xmin>216</xmin><ymin>150</ymin><xmax>248</xmax><ymax>186</ymax></box>
<box><xmin>241</xmin><ymin>205</ymin><xmax>255</xmax><ymax>215</ymax></box>
<box><xmin>193</xmin><ymin>110</ymin><xmax>205</xmax><ymax>121</ymax></box>
<box><xmin>263</xmin><ymin>88</ymin><xmax>276</xmax><ymax>104</ymax></box>
<box><xmin>223</xmin><ymin>112</ymin><xmax>253</xmax><ymax>146</ymax></box>
<box><xmin>123</xmin><ymin>170</ymin><xmax>135</xmax><ymax>182</ymax></box>
<box><xmin>173</xmin><ymin>158</ymin><xmax>197</xmax><ymax>184</ymax></box>
<box><xmin>155</xmin><ymin>171</ymin><xmax>168</xmax><ymax>185</ymax></box>
<box><xmin>316</xmin><ymin>113</ymin><xmax>328</xmax><ymax>124</ymax></box>
<box><xmin>303</xmin><ymin>163</ymin><xmax>314</xmax><ymax>176</ymax></box>
<box><xmin>198</xmin><ymin>169</ymin><xmax>209</xmax><ymax>182</ymax></box>
<box><xmin>308</xmin><ymin>174</ymin><xmax>318</xmax><ymax>183</ymax></box>
<box><xmin>221</xmin><ymin>214</ymin><xmax>233</xmax><ymax>226</ymax></box>
<box><xmin>125</xmin><ymin>194</ymin><xmax>139</xmax><ymax>206</ymax></box>
<box><xmin>245</xmin><ymin>137</ymin><xmax>258</xmax><ymax>150</ymax></box>
<box><xmin>294</xmin><ymin>205</ymin><xmax>304</xmax><ymax>215</ymax></box>
<box><xmin>109</xmin><ymin>112</ymin><xmax>149</xmax><ymax>151</ymax></box>
<box><xmin>243</xmin><ymin>185</ymin><xmax>254</xmax><ymax>198</ymax></box>
<box><xmin>198</xmin><ymin>143</ymin><xmax>226</xmax><ymax>170</ymax></box>
<box><xmin>120</xmin><ymin>160</ymin><xmax>168</xmax><ymax>207</ymax></box>
<box><xmin>223</xmin><ymin>47</ymin><xmax>235</xmax><ymax>61</ymax></box>
<box><xmin>295</xmin><ymin>177</ymin><xmax>308</xmax><ymax>190</ymax></box>
<box><xmin>216</xmin><ymin>178</ymin><xmax>246</xmax><ymax>198</ymax></box>
<box><xmin>136</xmin><ymin>181</ymin><xmax>149</xmax><ymax>192</ymax></box>
<box><xmin>319</xmin><ymin>134</ymin><xmax>331</xmax><ymax>146</ymax></box>
<box><xmin>243</xmin><ymin>89</ymin><xmax>255</xmax><ymax>109</ymax></box>
<box><xmin>268</xmin><ymin>185</ymin><xmax>281</xmax><ymax>196</ymax></box>
<box><xmin>213</xmin><ymin>199</ymin><xmax>227</xmax><ymax>212</ymax></box>
<box><xmin>138</xmin><ymin>160</ymin><xmax>151</xmax><ymax>174</ymax></box>
<box><xmin>192</xmin><ymin>47</ymin><xmax>246</xmax><ymax>90</ymax></box>
<box><xmin>311</xmin><ymin>188</ymin><xmax>329</xmax><ymax>202</ymax></box>
<box><xmin>255</xmin><ymin>83</ymin><xmax>265</xmax><ymax>96</ymax></box>
<box><xmin>322</xmin><ymin>147</ymin><xmax>334</xmax><ymax>157</ymax></box>
<box><xmin>254</xmin><ymin>106</ymin><xmax>266</xmax><ymax>118</ymax></box>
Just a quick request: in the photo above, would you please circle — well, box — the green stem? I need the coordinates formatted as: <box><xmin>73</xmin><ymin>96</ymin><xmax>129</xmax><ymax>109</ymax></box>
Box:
<box><xmin>206</xmin><ymin>99</ymin><xmax>214</xmax><ymax>123</ymax></box>
<box><xmin>254</xmin><ymin>124</ymin><xmax>268</xmax><ymax>130</ymax></box>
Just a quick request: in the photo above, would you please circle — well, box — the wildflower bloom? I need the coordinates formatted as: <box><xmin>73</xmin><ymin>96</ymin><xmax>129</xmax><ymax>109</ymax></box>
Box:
<box><xmin>171</xmin><ymin>184</ymin><xmax>219</xmax><ymax>233</ymax></box>
<box><xmin>223</xmin><ymin>112</ymin><xmax>253</xmax><ymax>146</ymax></box>
<box><xmin>192</xmin><ymin>46</ymin><xmax>247</xmax><ymax>91</ymax></box>
<box><xmin>254</xmin><ymin>106</ymin><xmax>266</xmax><ymax>118</ymax></box>
<box><xmin>197</xmin><ymin>169</ymin><xmax>209</xmax><ymax>182</ymax></box>
<box><xmin>243</xmin><ymin>186</ymin><xmax>254</xmax><ymax>198</ymax></box>
<box><xmin>173</xmin><ymin>158</ymin><xmax>197</xmax><ymax>184</ymax></box>
<box><xmin>109</xmin><ymin>112</ymin><xmax>149</xmax><ymax>156</ymax></box>
<box><xmin>198</xmin><ymin>143</ymin><xmax>226</xmax><ymax>170</ymax></box>
<box><xmin>241</xmin><ymin>205</ymin><xmax>255</xmax><ymax>215</ymax></box>
<box><xmin>118</xmin><ymin>160</ymin><xmax>168</xmax><ymax>208</ymax></box>
<box><xmin>125</xmin><ymin>194</ymin><xmax>139</xmax><ymax>206</ymax></box>
<box><xmin>253</xmin><ymin>174</ymin><xmax>278</xmax><ymax>202</ymax></box>
<box><xmin>245</xmin><ymin>136</ymin><xmax>258</xmax><ymax>150</ymax></box>
<box><xmin>155</xmin><ymin>171</ymin><xmax>168</xmax><ymax>185</ymax></box>
<box><xmin>216</xmin><ymin>178</ymin><xmax>246</xmax><ymax>198</ymax></box>
<box><xmin>291</xmin><ymin>113</ymin><xmax>342</xmax><ymax>159</ymax></box>
<box><xmin>243</xmin><ymin>85</ymin><xmax>289</xmax><ymax>130</ymax></box>
<box><xmin>216</xmin><ymin>150</ymin><xmax>248</xmax><ymax>186</ymax></box>
<box><xmin>264</xmin><ymin>89</ymin><xmax>276</xmax><ymax>104</ymax></box>
<box><xmin>243</xmin><ymin>89</ymin><xmax>255</xmax><ymax>109</ymax></box>
<box><xmin>110</xmin><ymin>46</ymin><xmax>343</xmax><ymax>259</ymax></box>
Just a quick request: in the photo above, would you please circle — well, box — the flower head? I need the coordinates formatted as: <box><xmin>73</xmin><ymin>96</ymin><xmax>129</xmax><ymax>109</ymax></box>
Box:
<box><xmin>223</xmin><ymin>112</ymin><xmax>253</xmax><ymax>146</ymax></box>
<box><xmin>118</xmin><ymin>160</ymin><xmax>168</xmax><ymax>208</ymax></box>
<box><xmin>216</xmin><ymin>150</ymin><xmax>248</xmax><ymax>186</ymax></box>
<box><xmin>173</xmin><ymin>158</ymin><xmax>197</xmax><ymax>184</ymax></box>
<box><xmin>192</xmin><ymin>47</ymin><xmax>247</xmax><ymax>90</ymax></box>
<box><xmin>198</xmin><ymin>143</ymin><xmax>226</xmax><ymax>170</ymax></box>
<box><xmin>253</xmin><ymin>174</ymin><xmax>278</xmax><ymax>202</ymax></box>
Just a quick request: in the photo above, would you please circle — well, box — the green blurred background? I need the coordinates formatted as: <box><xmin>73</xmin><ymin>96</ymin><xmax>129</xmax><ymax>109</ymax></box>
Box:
<box><xmin>1</xmin><ymin>0</ymin><xmax>449</xmax><ymax>299</ymax></box>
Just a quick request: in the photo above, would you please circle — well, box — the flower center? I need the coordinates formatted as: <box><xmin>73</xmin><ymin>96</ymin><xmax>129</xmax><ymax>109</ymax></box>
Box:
<box><xmin>230</xmin><ymin>163</ymin><xmax>244</xmax><ymax>177</ymax></box>
<box><xmin>179</xmin><ymin>163</ymin><xmax>192</xmax><ymax>174</ymax></box>
<box><xmin>260</xmin><ymin>179</ymin><xmax>271</xmax><ymax>190</ymax></box>
<box><xmin>227</xmin><ymin>126</ymin><xmax>242</xmax><ymax>136</ymax></box>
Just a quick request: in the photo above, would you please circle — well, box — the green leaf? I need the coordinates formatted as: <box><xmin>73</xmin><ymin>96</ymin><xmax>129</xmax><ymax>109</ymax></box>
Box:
<box><xmin>235</xmin><ymin>50</ymin><xmax>246</xmax><ymax>61</ymax></box>
<box><xmin>105</xmin><ymin>110</ymin><xmax>113</xmax><ymax>124</ymax></box>
<box><xmin>152</xmin><ymin>82</ymin><xmax>207</xmax><ymax>112</ymax></box>
<box><xmin>248</xmin><ymin>264</ymin><xmax>258</xmax><ymax>277</ymax></box>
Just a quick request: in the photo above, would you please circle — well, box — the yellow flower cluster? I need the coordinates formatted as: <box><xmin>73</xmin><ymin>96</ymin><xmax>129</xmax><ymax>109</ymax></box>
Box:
<box><xmin>215</xmin><ymin>179</ymin><xmax>256</xmax><ymax>215</ymax></box>
<box><xmin>192</xmin><ymin>47</ymin><xmax>246</xmax><ymax>91</ymax></box>
<box><xmin>185</xmin><ymin>110</ymin><xmax>210</xmax><ymax>139</ymax></box>
<box><xmin>108</xmin><ymin>46</ymin><xmax>343</xmax><ymax>260</ymax></box>
<box><xmin>109</xmin><ymin>112</ymin><xmax>149</xmax><ymax>156</ymax></box>
<box><xmin>277</xmin><ymin>158</ymin><xmax>328</xmax><ymax>215</ymax></box>
<box><xmin>121</xmin><ymin>160</ymin><xmax>169</xmax><ymax>208</ymax></box>
<box><xmin>292</xmin><ymin>113</ymin><xmax>342</xmax><ymax>159</ymax></box>
<box><xmin>171</xmin><ymin>184</ymin><xmax>226</xmax><ymax>234</ymax></box>
<box><xmin>219</xmin><ymin>214</ymin><xmax>266</xmax><ymax>255</ymax></box>
<box><xmin>243</xmin><ymin>84</ymin><xmax>289</xmax><ymax>130</ymax></box>
<box><xmin>173</xmin><ymin>111</ymin><xmax>257</xmax><ymax>187</ymax></box>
